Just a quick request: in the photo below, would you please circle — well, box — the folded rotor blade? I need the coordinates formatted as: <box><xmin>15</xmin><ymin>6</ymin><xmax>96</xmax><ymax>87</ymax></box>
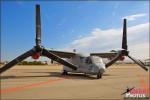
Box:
<box><xmin>105</xmin><ymin>52</ymin><xmax>122</xmax><ymax>68</ymax></box>
<box><xmin>127</xmin><ymin>55</ymin><xmax>148</xmax><ymax>71</ymax></box>
<box><xmin>138</xmin><ymin>59</ymin><xmax>145</xmax><ymax>65</ymax></box>
<box><xmin>122</xmin><ymin>19</ymin><xmax>128</xmax><ymax>50</ymax></box>
<box><xmin>42</xmin><ymin>49</ymin><xmax>77</xmax><ymax>70</ymax></box>
<box><xmin>36</xmin><ymin>4</ymin><xmax>41</xmax><ymax>46</ymax></box>
<box><xmin>0</xmin><ymin>49</ymin><xmax>36</xmax><ymax>73</ymax></box>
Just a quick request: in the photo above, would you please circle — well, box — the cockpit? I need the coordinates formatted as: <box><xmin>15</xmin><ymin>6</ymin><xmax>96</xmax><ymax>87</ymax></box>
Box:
<box><xmin>85</xmin><ymin>57</ymin><xmax>92</xmax><ymax>64</ymax></box>
<box><xmin>84</xmin><ymin>56</ymin><xmax>103</xmax><ymax>64</ymax></box>
<box><xmin>91</xmin><ymin>56</ymin><xmax>103</xmax><ymax>64</ymax></box>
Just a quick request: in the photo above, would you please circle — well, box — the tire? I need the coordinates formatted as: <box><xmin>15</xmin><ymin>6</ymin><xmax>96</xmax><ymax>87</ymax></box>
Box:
<box><xmin>97</xmin><ymin>72</ymin><xmax>102</xmax><ymax>79</ymax></box>
<box><xmin>62</xmin><ymin>70</ymin><xmax>68</xmax><ymax>75</ymax></box>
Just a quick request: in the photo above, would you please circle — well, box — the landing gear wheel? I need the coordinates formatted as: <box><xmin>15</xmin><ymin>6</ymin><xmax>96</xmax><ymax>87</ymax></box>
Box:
<box><xmin>97</xmin><ymin>72</ymin><xmax>102</xmax><ymax>79</ymax></box>
<box><xmin>62</xmin><ymin>70</ymin><xmax>68</xmax><ymax>75</ymax></box>
<box><xmin>84</xmin><ymin>73</ymin><xmax>87</xmax><ymax>76</ymax></box>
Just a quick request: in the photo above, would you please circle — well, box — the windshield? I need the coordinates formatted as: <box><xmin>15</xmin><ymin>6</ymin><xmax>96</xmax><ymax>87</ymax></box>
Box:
<box><xmin>92</xmin><ymin>56</ymin><xmax>103</xmax><ymax>63</ymax></box>
<box><xmin>85</xmin><ymin>57</ymin><xmax>92</xmax><ymax>64</ymax></box>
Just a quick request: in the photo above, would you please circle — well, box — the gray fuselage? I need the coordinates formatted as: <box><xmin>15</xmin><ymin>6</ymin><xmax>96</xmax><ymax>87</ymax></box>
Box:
<box><xmin>63</xmin><ymin>55</ymin><xmax>106</xmax><ymax>75</ymax></box>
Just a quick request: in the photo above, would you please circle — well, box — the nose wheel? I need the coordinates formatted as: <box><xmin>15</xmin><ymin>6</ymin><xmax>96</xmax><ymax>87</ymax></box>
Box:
<box><xmin>97</xmin><ymin>71</ymin><xmax>102</xmax><ymax>79</ymax></box>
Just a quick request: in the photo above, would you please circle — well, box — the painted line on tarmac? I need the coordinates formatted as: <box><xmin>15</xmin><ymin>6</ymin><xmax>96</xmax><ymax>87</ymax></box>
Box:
<box><xmin>0</xmin><ymin>78</ymin><xmax>64</xmax><ymax>93</ymax></box>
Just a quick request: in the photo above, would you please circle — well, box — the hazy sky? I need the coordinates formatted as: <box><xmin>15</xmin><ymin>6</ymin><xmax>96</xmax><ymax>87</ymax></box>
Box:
<box><xmin>1</xmin><ymin>1</ymin><xmax>149</xmax><ymax>61</ymax></box>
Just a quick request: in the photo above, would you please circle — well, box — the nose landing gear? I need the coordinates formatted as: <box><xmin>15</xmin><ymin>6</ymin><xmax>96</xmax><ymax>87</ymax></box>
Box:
<box><xmin>97</xmin><ymin>71</ymin><xmax>102</xmax><ymax>79</ymax></box>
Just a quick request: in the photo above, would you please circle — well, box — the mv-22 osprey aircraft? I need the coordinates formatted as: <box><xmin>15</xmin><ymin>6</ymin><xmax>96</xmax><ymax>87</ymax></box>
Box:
<box><xmin>0</xmin><ymin>4</ymin><xmax>148</xmax><ymax>79</ymax></box>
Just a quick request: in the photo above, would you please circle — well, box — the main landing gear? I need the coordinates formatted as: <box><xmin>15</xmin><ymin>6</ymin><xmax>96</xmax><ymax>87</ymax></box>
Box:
<box><xmin>62</xmin><ymin>70</ymin><xmax>68</xmax><ymax>75</ymax></box>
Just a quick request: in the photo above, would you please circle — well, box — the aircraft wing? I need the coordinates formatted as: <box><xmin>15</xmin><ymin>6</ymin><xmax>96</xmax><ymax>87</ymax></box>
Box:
<box><xmin>49</xmin><ymin>49</ymin><xmax>76</xmax><ymax>58</ymax></box>
<box><xmin>90</xmin><ymin>52</ymin><xmax>117</xmax><ymax>58</ymax></box>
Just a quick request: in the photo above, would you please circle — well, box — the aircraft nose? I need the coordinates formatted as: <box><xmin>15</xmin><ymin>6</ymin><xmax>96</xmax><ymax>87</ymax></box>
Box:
<box><xmin>99</xmin><ymin>68</ymin><xmax>105</xmax><ymax>73</ymax></box>
<box><xmin>94</xmin><ymin>64</ymin><xmax>106</xmax><ymax>74</ymax></box>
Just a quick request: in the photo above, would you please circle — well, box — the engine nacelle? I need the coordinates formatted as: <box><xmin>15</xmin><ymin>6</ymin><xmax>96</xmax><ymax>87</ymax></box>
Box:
<box><xmin>32</xmin><ymin>53</ymin><xmax>40</xmax><ymax>59</ymax></box>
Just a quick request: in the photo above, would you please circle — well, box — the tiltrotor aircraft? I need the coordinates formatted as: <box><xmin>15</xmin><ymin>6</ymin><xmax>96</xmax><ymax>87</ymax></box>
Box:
<box><xmin>0</xmin><ymin>4</ymin><xmax>148</xmax><ymax>79</ymax></box>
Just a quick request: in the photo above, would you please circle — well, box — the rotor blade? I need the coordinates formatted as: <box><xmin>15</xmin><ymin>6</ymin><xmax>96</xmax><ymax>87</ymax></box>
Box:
<box><xmin>127</xmin><ymin>55</ymin><xmax>148</xmax><ymax>71</ymax></box>
<box><xmin>42</xmin><ymin>49</ymin><xmax>77</xmax><ymax>70</ymax></box>
<box><xmin>138</xmin><ymin>59</ymin><xmax>145</xmax><ymax>65</ymax></box>
<box><xmin>0</xmin><ymin>49</ymin><xmax>36</xmax><ymax>73</ymax></box>
<box><xmin>36</xmin><ymin>4</ymin><xmax>41</xmax><ymax>46</ymax></box>
<box><xmin>122</xmin><ymin>19</ymin><xmax>128</xmax><ymax>50</ymax></box>
<box><xmin>105</xmin><ymin>52</ymin><xmax>122</xmax><ymax>68</ymax></box>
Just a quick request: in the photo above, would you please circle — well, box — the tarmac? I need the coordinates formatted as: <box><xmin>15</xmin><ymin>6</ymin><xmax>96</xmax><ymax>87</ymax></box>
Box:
<box><xmin>0</xmin><ymin>64</ymin><xmax>149</xmax><ymax>99</ymax></box>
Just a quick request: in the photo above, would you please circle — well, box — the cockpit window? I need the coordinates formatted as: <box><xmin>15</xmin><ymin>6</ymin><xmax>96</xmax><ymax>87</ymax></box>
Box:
<box><xmin>85</xmin><ymin>57</ymin><xmax>92</xmax><ymax>64</ymax></box>
<box><xmin>92</xmin><ymin>57</ymin><xmax>103</xmax><ymax>63</ymax></box>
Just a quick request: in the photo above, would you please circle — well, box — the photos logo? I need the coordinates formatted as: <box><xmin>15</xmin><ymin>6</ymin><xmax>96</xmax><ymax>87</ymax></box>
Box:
<box><xmin>122</xmin><ymin>76</ymin><xmax>149</xmax><ymax>99</ymax></box>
